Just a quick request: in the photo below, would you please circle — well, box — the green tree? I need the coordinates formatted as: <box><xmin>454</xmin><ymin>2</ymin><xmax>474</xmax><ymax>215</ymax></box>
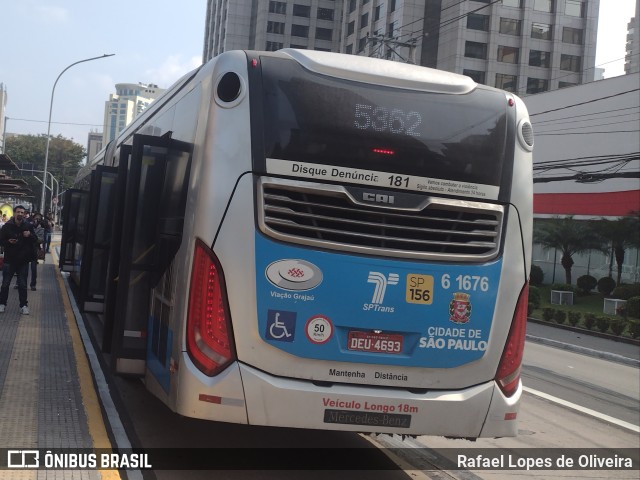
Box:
<box><xmin>596</xmin><ymin>214</ymin><xmax>640</xmax><ymax>285</ymax></box>
<box><xmin>5</xmin><ymin>134</ymin><xmax>85</xmax><ymax>212</ymax></box>
<box><xmin>533</xmin><ymin>217</ymin><xmax>606</xmax><ymax>285</ymax></box>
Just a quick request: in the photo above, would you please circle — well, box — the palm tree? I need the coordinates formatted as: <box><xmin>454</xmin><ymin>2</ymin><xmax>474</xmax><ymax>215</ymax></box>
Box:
<box><xmin>596</xmin><ymin>214</ymin><xmax>640</xmax><ymax>285</ymax></box>
<box><xmin>533</xmin><ymin>217</ymin><xmax>606</xmax><ymax>285</ymax></box>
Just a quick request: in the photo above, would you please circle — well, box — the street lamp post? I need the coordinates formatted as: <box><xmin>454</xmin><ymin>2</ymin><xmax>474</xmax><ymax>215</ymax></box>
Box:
<box><xmin>29</xmin><ymin>168</ymin><xmax>59</xmax><ymax>220</ymax></box>
<box><xmin>41</xmin><ymin>54</ymin><xmax>114</xmax><ymax>214</ymax></box>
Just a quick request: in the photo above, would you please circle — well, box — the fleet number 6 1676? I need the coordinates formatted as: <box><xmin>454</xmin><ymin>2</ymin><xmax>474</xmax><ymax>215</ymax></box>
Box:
<box><xmin>441</xmin><ymin>274</ymin><xmax>489</xmax><ymax>292</ymax></box>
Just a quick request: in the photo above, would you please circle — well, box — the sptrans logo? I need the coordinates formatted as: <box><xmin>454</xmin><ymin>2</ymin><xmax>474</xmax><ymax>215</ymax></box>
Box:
<box><xmin>364</xmin><ymin>272</ymin><xmax>399</xmax><ymax>313</ymax></box>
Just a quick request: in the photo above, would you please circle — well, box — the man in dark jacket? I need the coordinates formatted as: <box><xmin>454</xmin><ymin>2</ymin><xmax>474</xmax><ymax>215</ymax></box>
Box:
<box><xmin>0</xmin><ymin>205</ymin><xmax>38</xmax><ymax>315</ymax></box>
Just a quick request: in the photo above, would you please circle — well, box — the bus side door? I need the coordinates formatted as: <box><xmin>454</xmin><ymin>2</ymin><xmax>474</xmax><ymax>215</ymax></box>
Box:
<box><xmin>109</xmin><ymin>134</ymin><xmax>190</xmax><ymax>376</ymax></box>
<box><xmin>79</xmin><ymin>165</ymin><xmax>118</xmax><ymax>312</ymax></box>
<box><xmin>103</xmin><ymin>145</ymin><xmax>132</xmax><ymax>353</ymax></box>
<box><xmin>59</xmin><ymin>189</ymin><xmax>88</xmax><ymax>276</ymax></box>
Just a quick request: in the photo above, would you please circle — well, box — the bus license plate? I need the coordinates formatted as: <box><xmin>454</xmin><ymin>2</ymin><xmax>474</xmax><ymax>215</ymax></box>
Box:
<box><xmin>347</xmin><ymin>331</ymin><xmax>403</xmax><ymax>354</ymax></box>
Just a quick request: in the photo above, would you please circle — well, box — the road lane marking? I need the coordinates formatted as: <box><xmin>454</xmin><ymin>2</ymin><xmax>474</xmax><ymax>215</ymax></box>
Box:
<box><xmin>523</xmin><ymin>386</ymin><xmax>640</xmax><ymax>433</ymax></box>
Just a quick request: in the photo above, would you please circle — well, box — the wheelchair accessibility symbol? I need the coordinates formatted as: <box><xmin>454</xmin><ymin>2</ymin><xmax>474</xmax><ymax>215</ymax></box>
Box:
<box><xmin>266</xmin><ymin>310</ymin><xmax>296</xmax><ymax>342</ymax></box>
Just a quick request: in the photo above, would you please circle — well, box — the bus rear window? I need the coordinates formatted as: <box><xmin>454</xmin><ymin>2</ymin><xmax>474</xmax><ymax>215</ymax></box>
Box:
<box><xmin>259</xmin><ymin>57</ymin><xmax>509</xmax><ymax>189</ymax></box>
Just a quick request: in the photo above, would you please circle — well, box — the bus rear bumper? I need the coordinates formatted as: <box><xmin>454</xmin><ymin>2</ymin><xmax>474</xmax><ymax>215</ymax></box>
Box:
<box><xmin>240</xmin><ymin>364</ymin><xmax>520</xmax><ymax>437</ymax></box>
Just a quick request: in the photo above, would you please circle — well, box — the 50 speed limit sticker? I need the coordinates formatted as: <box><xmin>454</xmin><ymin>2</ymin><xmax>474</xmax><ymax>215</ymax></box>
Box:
<box><xmin>305</xmin><ymin>315</ymin><xmax>333</xmax><ymax>344</ymax></box>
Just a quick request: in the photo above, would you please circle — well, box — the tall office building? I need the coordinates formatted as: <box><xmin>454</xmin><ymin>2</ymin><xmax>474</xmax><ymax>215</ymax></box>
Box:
<box><xmin>203</xmin><ymin>0</ymin><xmax>342</xmax><ymax>60</ymax></box>
<box><xmin>343</xmin><ymin>0</ymin><xmax>599</xmax><ymax>94</ymax></box>
<box><xmin>625</xmin><ymin>0</ymin><xmax>639</xmax><ymax>74</ymax></box>
<box><xmin>102</xmin><ymin>82</ymin><xmax>165</xmax><ymax>144</ymax></box>
<box><xmin>203</xmin><ymin>0</ymin><xmax>600</xmax><ymax>94</ymax></box>
<box><xmin>86</xmin><ymin>131</ymin><xmax>103</xmax><ymax>164</ymax></box>
<box><xmin>435</xmin><ymin>0</ymin><xmax>599</xmax><ymax>94</ymax></box>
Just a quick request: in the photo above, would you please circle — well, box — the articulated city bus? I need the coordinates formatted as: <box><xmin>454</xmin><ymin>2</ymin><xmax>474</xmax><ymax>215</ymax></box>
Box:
<box><xmin>62</xmin><ymin>49</ymin><xmax>533</xmax><ymax>437</ymax></box>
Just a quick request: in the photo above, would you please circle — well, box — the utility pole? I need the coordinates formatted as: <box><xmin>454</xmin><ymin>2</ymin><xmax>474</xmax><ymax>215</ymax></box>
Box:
<box><xmin>365</xmin><ymin>34</ymin><xmax>418</xmax><ymax>64</ymax></box>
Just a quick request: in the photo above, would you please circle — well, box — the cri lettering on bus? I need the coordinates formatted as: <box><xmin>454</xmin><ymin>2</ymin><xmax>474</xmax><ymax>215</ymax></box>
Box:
<box><xmin>363</xmin><ymin>192</ymin><xmax>395</xmax><ymax>204</ymax></box>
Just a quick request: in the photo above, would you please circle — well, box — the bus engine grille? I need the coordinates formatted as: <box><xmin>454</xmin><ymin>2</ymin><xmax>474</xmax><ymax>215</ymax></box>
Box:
<box><xmin>257</xmin><ymin>178</ymin><xmax>504</xmax><ymax>262</ymax></box>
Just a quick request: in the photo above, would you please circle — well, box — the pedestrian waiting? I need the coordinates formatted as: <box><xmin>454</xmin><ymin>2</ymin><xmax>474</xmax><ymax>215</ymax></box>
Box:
<box><xmin>0</xmin><ymin>206</ymin><xmax>38</xmax><ymax>315</ymax></box>
<box><xmin>27</xmin><ymin>212</ymin><xmax>46</xmax><ymax>290</ymax></box>
<box><xmin>43</xmin><ymin>213</ymin><xmax>54</xmax><ymax>253</ymax></box>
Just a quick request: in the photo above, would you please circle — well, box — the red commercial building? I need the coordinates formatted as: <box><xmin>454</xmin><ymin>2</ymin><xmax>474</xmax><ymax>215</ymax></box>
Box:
<box><xmin>524</xmin><ymin>72</ymin><xmax>639</xmax><ymax>284</ymax></box>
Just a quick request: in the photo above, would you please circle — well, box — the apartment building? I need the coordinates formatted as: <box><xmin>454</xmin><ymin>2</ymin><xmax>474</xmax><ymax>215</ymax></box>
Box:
<box><xmin>204</xmin><ymin>0</ymin><xmax>600</xmax><ymax>95</ymax></box>
<box><xmin>86</xmin><ymin>131</ymin><xmax>103</xmax><ymax>164</ymax></box>
<box><xmin>625</xmin><ymin>0</ymin><xmax>639</xmax><ymax>74</ymax></box>
<box><xmin>203</xmin><ymin>0</ymin><xmax>342</xmax><ymax>60</ymax></box>
<box><xmin>435</xmin><ymin>0</ymin><xmax>599</xmax><ymax>94</ymax></box>
<box><xmin>102</xmin><ymin>82</ymin><xmax>164</xmax><ymax>144</ymax></box>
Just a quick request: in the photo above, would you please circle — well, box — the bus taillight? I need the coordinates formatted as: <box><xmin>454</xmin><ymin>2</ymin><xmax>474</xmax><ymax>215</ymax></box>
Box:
<box><xmin>186</xmin><ymin>239</ymin><xmax>236</xmax><ymax>376</ymax></box>
<box><xmin>495</xmin><ymin>283</ymin><xmax>528</xmax><ymax>397</ymax></box>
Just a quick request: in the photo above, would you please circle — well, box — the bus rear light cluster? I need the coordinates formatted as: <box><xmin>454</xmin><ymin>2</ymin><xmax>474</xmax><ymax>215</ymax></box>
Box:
<box><xmin>495</xmin><ymin>283</ymin><xmax>528</xmax><ymax>397</ymax></box>
<box><xmin>186</xmin><ymin>239</ymin><xmax>236</xmax><ymax>376</ymax></box>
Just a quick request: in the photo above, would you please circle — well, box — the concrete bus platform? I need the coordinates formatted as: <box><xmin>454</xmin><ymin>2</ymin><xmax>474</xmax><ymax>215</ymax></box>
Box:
<box><xmin>0</xmin><ymin>237</ymin><xmax>120</xmax><ymax>480</ymax></box>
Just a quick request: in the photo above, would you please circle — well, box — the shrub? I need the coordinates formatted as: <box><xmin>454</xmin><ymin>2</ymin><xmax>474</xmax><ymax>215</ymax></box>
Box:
<box><xmin>554</xmin><ymin>310</ymin><xmax>567</xmax><ymax>324</ymax></box>
<box><xmin>595</xmin><ymin>316</ymin><xmax>610</xmax><ymax>333</ymax></box>
<box><xmin>597</xmin><ymin>277</ymin><xmax>616</xmax><ymax>296</ymax></box>
<box><xmin>627</xmin><ymin>319</ymin><xmax>640</xmax><ymax>339</ymax></box>
<box><xmin>551</xmin><ymin>283</ymin><xmax>574</xmax><ymax>292</ymax></box>
<box><xmin>542</xmin><ymin>307</ymin><xmax>556</xmax><ymax>322</ymax></box>
<box><xmin>609</xmin><ymin>318</ymin><xmax>626</xmax><ymax>336</ymax></box>
<box><xmin>529</xmin><ymin>286</ymin><xmax>541</xmax><ymax>309</ymax></box>
<box><xmin>528</xmin><ymin>303</ymin><xmax>535</xmax><ymax>315</ymax></box>
<box><xmin>576</xmin><ymin>275</ymin><xmax>597</xmax><ymax>294</ymax></box>
<box><xmin>626</xmin><ymin>296</ymin><xmax>640</xmax><ymax>319</ymax></box>
<box><xmin>616</xmin><ymin>305</ymin><xmax>628</xmax><ymax>318</ymax></box>
<box><xmin>610</xmin><ymin>284</ymin><xmax>640</xmax><ymax>300</ymax></box>
<box><xmin>530</xmin><ymin>265</ymin><xmax>544</xmax><ymax>286</ymax></box>
<box><xmin>567</xmin><ymin>311</ymin><xmax>581</xmax><ymax>326</ymax></box>
<box><xmin>584</xmin><ymin>313</ymin><xmax>597</xmax><ymax>330</ymax></box>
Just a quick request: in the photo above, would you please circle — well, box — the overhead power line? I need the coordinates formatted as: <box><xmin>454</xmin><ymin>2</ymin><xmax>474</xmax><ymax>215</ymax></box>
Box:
<box><xmin>389</xmin><ymin>0</ymin><xmax>501</xmax><ymax>47</ymax></box>
<box><xmin>533</xmin><ymin>107</ymin><xmax>639</xmax><ymax>126</ymax></box>
<box><xmin>7</xmin><ymin>117</ymin><xmax>102</xmax><ymax>127</ymax></box>
<box><xmin>536</xmin><ymin>129</ymin><xmax>640</xmax><ymax>136</ymax></box>
<box><xmin>530</xmin><ymin>88</ymin><xmax>640</xmax><ymax>116</ymax></box>
<box><xmin>533</xmin><ymin>150</ymin><xmax>639</xmax><ymax>183</ymax></box>
<box><xmin>534</xmin><ymin>153</ymin><xmax>639</xmax><ymax>169</ymax></box>
<box><xmin>533</xmin><ymin>171</ymin><xmax>640</xmax><ymax>183</ymax></box>
<box><xmin>515</xmin><ymin>54</ymin><xmax>640</xmax><ymax>96</ymax></box>
<box><xmin>536</xmin><ymin>118</ymin><xmax>640</xmax><ymax>133</ymax></box>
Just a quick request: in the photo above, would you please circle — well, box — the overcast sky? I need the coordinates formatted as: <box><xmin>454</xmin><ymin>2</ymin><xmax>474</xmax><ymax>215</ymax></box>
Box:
<box><xmin>0</xmin><ymin>0</ymin><xmax>637</xmax><ymax>150</ymax></box>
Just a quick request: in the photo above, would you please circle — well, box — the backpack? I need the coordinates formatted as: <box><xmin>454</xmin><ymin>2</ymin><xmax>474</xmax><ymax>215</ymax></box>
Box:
<box><xmin>34</xmin><ymin>225</ymin><xmax>45</xmax><ymax>244</ymax></box>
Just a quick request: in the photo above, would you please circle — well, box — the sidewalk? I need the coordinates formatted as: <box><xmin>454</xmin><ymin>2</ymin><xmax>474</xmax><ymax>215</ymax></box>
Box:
<box><xmin>0</xmin><ymin>239</ymin><xmax>113</xmax><ymax>479</ymax></box>
<box><xmin>526</xmin><ymin>320</ymin><xmax>640</xmax><ymax>366</ymax></box>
